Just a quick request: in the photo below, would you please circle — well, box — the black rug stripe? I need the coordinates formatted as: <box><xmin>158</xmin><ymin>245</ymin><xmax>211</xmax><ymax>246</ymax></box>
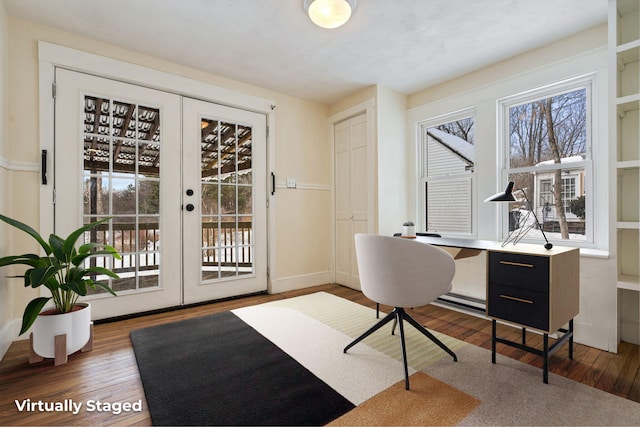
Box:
<box><xmin>130</xmin><ymin>311</ymin><xmax>355</xmax><ymax>426</ymax></box>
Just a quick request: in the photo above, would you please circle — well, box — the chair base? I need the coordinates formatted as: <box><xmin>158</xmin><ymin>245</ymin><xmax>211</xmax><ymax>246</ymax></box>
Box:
<box><xmin>344</xmin><ymin>307</ymin><xmax>457</xmax><ymax>390</ymax></box>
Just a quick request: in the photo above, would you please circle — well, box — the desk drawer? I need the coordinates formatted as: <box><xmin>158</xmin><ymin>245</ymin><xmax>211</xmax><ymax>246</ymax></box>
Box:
<box><xmin>488</xmin><ymin>283</ymin><xmax>549</xmax><ymax>331</ymax></box>
<box><xmin>488</xmin><ymin>252</ymin><xmax>549</xmax><ymax>292</ymax></box>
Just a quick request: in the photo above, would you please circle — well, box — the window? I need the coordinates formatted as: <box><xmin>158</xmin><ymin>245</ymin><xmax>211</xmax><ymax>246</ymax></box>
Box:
<box><xmin>500</xmin><ymin>77</ymin><xmax>593</xmax><ymax>244</ymax></box>
<box><xmin>419</xmin><ymin>113</ymin><xmax>475</xmax><ymax>235</ymax></box>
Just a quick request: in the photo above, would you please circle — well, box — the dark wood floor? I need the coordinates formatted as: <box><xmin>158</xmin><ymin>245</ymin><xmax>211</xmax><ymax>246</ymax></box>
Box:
<box><xmin>1</xmin><ymin>284</ymin><xmax>638</xmax><ymax>426</ymax></box>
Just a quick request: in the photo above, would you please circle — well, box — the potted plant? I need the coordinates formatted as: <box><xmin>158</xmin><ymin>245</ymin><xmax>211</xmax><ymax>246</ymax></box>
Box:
<box><xmin>0</xmin><ymin>214</ymin><xmax>120</xmax><ymax>361</ymax></box>
<box><xmin>402</xmin><ymin>221</ymin><xmax>416</xmax><ymax>237</ymax></box>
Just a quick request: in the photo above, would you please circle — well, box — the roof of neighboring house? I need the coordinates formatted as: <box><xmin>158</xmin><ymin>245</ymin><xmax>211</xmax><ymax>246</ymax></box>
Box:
<box><xmin>536</xmin><ymin>155</ymin><xmax>585</xmax><ymax>166</ymax></box>
<box><xmin>427</xmin><ymin>128</ymin><xmax>475</xmax><ymax>165</ymax></box>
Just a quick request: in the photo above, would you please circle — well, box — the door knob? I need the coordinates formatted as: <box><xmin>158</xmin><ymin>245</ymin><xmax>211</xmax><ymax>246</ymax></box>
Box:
<box><xmin>186</xmin><ymin>204</ymin><xmax>195</xmax><ymax>212</ymax></box>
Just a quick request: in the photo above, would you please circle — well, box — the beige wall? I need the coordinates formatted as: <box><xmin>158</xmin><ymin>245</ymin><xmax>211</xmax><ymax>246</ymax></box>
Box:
<box><xmin>271</xmin><ymin>96</ymin><xmax>332</xmax><ymax>289</ymax></box>
<box><xmin>3</xmin><ymin>16</ymin><xmax>332</xmax><ymax>337</ymax></box>
<box><xmin>375</xmin><ymin>86</ymin><xmax>408</xmax><ymax>236</ymax></box>
<box><xmin>328</xmin><ymin>85</ymin><xmax>377</xmax><ymax>117</ymax></box>
<box><xmin>0</xmin><ymin>2</ymin><xmax>12</xmax><ymax>357</ymax></box>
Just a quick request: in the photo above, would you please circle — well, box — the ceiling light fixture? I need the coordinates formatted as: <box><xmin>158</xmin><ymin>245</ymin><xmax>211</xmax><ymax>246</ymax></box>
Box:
<box><xmin>303</xmin><ymin>0</ymin><xmax>356</xmax><ymax>29</ymax></box>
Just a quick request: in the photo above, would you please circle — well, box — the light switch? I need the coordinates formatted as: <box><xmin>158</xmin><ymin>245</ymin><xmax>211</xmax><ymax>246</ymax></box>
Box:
<box><xmin>286</xmin><ymin>177</ymin><xmax>297</xmax><ymax>189</ymax></box>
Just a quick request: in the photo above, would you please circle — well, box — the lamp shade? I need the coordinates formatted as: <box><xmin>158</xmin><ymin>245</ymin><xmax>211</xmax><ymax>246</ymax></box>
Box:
<box><xmin>303</xmin><ymin>0</ymin><xmax>356</xmax><ymax>29</ymax></box>
<box><xmin>484</xmin><ymin>181</ymin><xmax>516</xmax><ymax>202</ymax></box>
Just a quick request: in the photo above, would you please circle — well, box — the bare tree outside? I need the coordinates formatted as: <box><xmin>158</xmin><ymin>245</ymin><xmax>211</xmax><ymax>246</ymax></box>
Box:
<box><xmin>435</xmin><ymin>117</ymin><xmax>475</xmax><ymax>144</ymax></box>
<box><xmin>508</xmin><ymin>88</ymin><xmax>587</xmax><ymax>239</ymax></box>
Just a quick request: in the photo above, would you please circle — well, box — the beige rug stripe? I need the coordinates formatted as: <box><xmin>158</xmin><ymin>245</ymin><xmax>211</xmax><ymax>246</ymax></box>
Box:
<box><xmin>267</xmin><ymin>291</ymin><xmax>466</xmax><ymax>370</ymax></box>
<box><xmin>328</xmin><ymin>372</ymin><xmax>480</xmax><ymax>427</ymax></box>
<box><xmin>232</xmin><ymin>304</ymin><xmax>411</xmax><ymax>405</ymax></box>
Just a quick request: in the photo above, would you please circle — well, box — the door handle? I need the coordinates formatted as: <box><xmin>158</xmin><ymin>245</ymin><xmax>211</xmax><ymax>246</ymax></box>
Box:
<box><xmin>41</xmin><ymin>149</ymin><xmax>47</xmax><ymax>185</ymax></box>
<box><xmin>271</xmin><ymin>172</ymin><xmax>276</xmax><ymax>195</ymax></box>
<box><xmin>185</xmin><ymin>204</ymin><xmax>195</xmax><ymax>212</ymax></box>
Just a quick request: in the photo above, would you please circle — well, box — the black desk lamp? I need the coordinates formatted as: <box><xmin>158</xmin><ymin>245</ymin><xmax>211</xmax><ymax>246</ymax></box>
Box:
<box><xmin>485</xmin><ymin>181</ymin><xmax>553</xmax><ymax>250</ymax></box>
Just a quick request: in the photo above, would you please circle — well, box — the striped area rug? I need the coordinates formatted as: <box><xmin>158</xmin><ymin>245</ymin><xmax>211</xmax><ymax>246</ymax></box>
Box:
<box><xmin>235</xmin><ymin>292</ymin><xmax>640</xmax><ymax>426</ymax></box>
<box><xmin>233</xmin><ymin>292</ymin><xmax>479</xmax><ymax>425</ymax></box>
<box><xmin>133</xmin><ymin>291</ymin><xmax>640</xmax><ymax>425</ymax></box>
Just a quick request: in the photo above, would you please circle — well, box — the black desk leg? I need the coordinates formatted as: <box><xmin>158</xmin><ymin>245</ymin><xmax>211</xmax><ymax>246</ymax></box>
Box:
<box><xmin>569</xmin><ymin>319</ymin><xmax>574</xmax><ymax>359</ymax></box>
<box><xmin>491</xmin><ymin>319</ymin><xmax>497</xmax><ymax>364</ymax></box>
<box><xmin>522</xmin><ymin>327</ymin><xmax>526</xmax><ymax>345</ymax></box>
<box><xmin>543</xmin><ymin>333</ymin><xmax>549</xmax><ymax>384</ymax></box>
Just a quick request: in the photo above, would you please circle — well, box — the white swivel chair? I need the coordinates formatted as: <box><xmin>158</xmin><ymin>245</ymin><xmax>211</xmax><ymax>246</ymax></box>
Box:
<box><xmin>343</xmin><ymin>233</ymin><xmax>458</xmax><ymax>390</ymax></box>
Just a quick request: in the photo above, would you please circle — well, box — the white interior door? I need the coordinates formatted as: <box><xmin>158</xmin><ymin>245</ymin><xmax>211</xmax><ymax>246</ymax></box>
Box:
<box><xmin>182</xmin><ymin>98</ymin><xmax>267</xmax><ymax>304</ymax></box>
<box><xmin>334</xmin><ymin>113</ymin><xmax>368</xmax><ymax>290</ymax></box>
<box><xmin>55</xmin><ymin>69</ymin><xmax>182</xmax><ymax>320</ymax></box>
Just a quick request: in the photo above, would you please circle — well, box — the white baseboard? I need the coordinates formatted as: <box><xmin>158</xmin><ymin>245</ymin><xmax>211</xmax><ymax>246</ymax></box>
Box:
<box><xmin>621</xmin><ymin>319</ymin><xmax>640</xmax><ymax>345</ymax></box>
<box><xmin>269</xmin><ymin>271</ymin><xmax>332</xmax><ymax>294</ymax></box>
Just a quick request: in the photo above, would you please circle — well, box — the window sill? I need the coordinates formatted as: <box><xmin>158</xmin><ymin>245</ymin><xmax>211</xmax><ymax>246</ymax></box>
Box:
<box><xmin>579</xmin><ymin>248</ymin><xmax>609</xmax><ymax>259</ymax></box>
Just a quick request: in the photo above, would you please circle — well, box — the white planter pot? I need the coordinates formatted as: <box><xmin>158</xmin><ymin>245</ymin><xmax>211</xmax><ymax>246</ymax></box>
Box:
<box><xmin>402</xmin><ymin>225</ymin><xmax>415</xmax><ymax>237</ymax></box>
<box><xmin>32</xmin><ymin>303</ymin><xmax>91</xmax><ymax>359</ymax></box>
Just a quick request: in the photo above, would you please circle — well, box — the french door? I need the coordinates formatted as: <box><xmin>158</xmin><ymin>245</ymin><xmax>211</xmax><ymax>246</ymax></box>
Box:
<box><xmin>182</xmin><ymin>98</ymin><xmax>267</xmax><ymax>304</ymax></box>
<box><xmin>54</xmin><ymin>69</ymin><xmax>267</xmax><ymax>320</ymax></box>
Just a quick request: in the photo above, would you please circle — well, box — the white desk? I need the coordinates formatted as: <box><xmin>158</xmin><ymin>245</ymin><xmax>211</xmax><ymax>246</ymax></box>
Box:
<box><xmin>415</xmin><ymin>235</ymin><xmax>580</xmax><ymax>383</ymax></box>
<box><xmin>414</xmin><ymin>236</ymin><xmax>504</xmax><ymax>310</ymax></box>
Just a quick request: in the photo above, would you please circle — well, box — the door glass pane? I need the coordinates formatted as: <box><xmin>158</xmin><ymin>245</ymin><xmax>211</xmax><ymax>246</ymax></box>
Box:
<box><xmin>82</xmin><ymin>95</ymin><xmax>161</xmax><ymax>294</ymax></box>
<box><xmin>200</xmin><ymin>116</ymin><xmax>255</xmax><ymax>281</ymax></box>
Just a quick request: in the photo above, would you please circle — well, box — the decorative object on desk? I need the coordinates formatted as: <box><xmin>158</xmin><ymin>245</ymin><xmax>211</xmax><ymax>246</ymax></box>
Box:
<box><xmin>0</xmin><ymin>214</ymin><xmax>121</xmax><ymax>365</ymax></box>
<box><xmin>484</xmin><ymin>181</ymin><xmax>553</xmax><ymax>249</ymax></box>
<box><xmin>402</xmin><ymin>221</ymin><xmax>416</xmax><ymax>237</ymax></box>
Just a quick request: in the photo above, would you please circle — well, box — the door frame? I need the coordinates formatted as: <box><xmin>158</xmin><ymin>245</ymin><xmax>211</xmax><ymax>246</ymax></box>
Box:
<box><xmin>38</xmin><ymin>42</ymin><xmax>277</xmax><ymax>296</ymax></box>
<box><xmin>328</xmin><ymin>99</ymin><xmax>377</xmax><ymax>284</ymax></box>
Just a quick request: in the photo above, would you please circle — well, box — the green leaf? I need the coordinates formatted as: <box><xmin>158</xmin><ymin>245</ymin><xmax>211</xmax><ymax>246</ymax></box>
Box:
<box><xmin>92</xmin><ymin>280</ymin><xmax>117</xmax><ymax>297</ymax></box>
<box><xmin>29</xmin><ymin>265</ymin><xmax>63</xmax><ymax>287</ymax></box>
<box><xmin>0</xmin><ymin>214</ymin><xmax>52</xmax><ymax>255</ymax></box>
<box><xmin>103</xmin><ymin>245</ymin><xmax>122</xmax><ymax>260</ymax></box>
<box><xmin>66</xmin><ymin>280</ymin><xmax>87</xmax><ymax>296</ymax></box>
<box><xmin>78</xmin><ymin>242</ymin><xmax>100</xmax><ymax>254</ymax></box>
<box><xmin>83</xmin><ymin>266</ymin><xmax>120</xmax><ymax>279</ymax></box>
<box><xmin>20</xmin><ymin>297</ymin><xmax>51</xmax><ymax>335</ymax></box>
<box><xmin>71</xmin><ymin>253</ymin><xmax>92</xmax><ymax>267</ymax></box>
<box><xmin>49</xmin><ymin>234</ymin><xmax>66</xmax><ymax>262</ymax></box>
<box><xmin>62</xmin><ymin>217</ymin><xmax>111</xmax><ymax>258</ymax></box>
<box><xmin>72</xmin><ymin>248</ymin><xmax>121</xmax><ymax>267</ymax></box>
<box><xmin>0</xmin><ymin>254</ymin><xmax>41</xmax><ymax>268</ymax></box>
<box><xmin>44</xmin><ymin>278</ymin><xmax>60</xmax><ymax>292</ymax></box>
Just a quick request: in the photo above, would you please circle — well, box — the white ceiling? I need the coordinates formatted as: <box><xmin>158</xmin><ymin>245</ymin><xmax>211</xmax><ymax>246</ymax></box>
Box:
<box><xmin>3</xmin><ymin>0</ymin><xmax>608</xmax><ymax>105</ymax></box>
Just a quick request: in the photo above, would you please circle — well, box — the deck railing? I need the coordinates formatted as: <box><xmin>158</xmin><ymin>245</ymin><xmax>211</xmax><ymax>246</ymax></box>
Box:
<box><xmin>87</xmin><ymin>221</ymin><xmax>253</xmax><ymax>273</ymax></box>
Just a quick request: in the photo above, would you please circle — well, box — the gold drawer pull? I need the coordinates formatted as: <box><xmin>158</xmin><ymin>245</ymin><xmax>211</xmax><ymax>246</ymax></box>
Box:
<box><xmin>499</xmin><ymin>294</ymin><xmax>534</xmax><ymax>304</ymax></box>
<box><xmin>500</xmin><ymin>260</ymin><xmax>534</xmax><ymax>268</ymax></box>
